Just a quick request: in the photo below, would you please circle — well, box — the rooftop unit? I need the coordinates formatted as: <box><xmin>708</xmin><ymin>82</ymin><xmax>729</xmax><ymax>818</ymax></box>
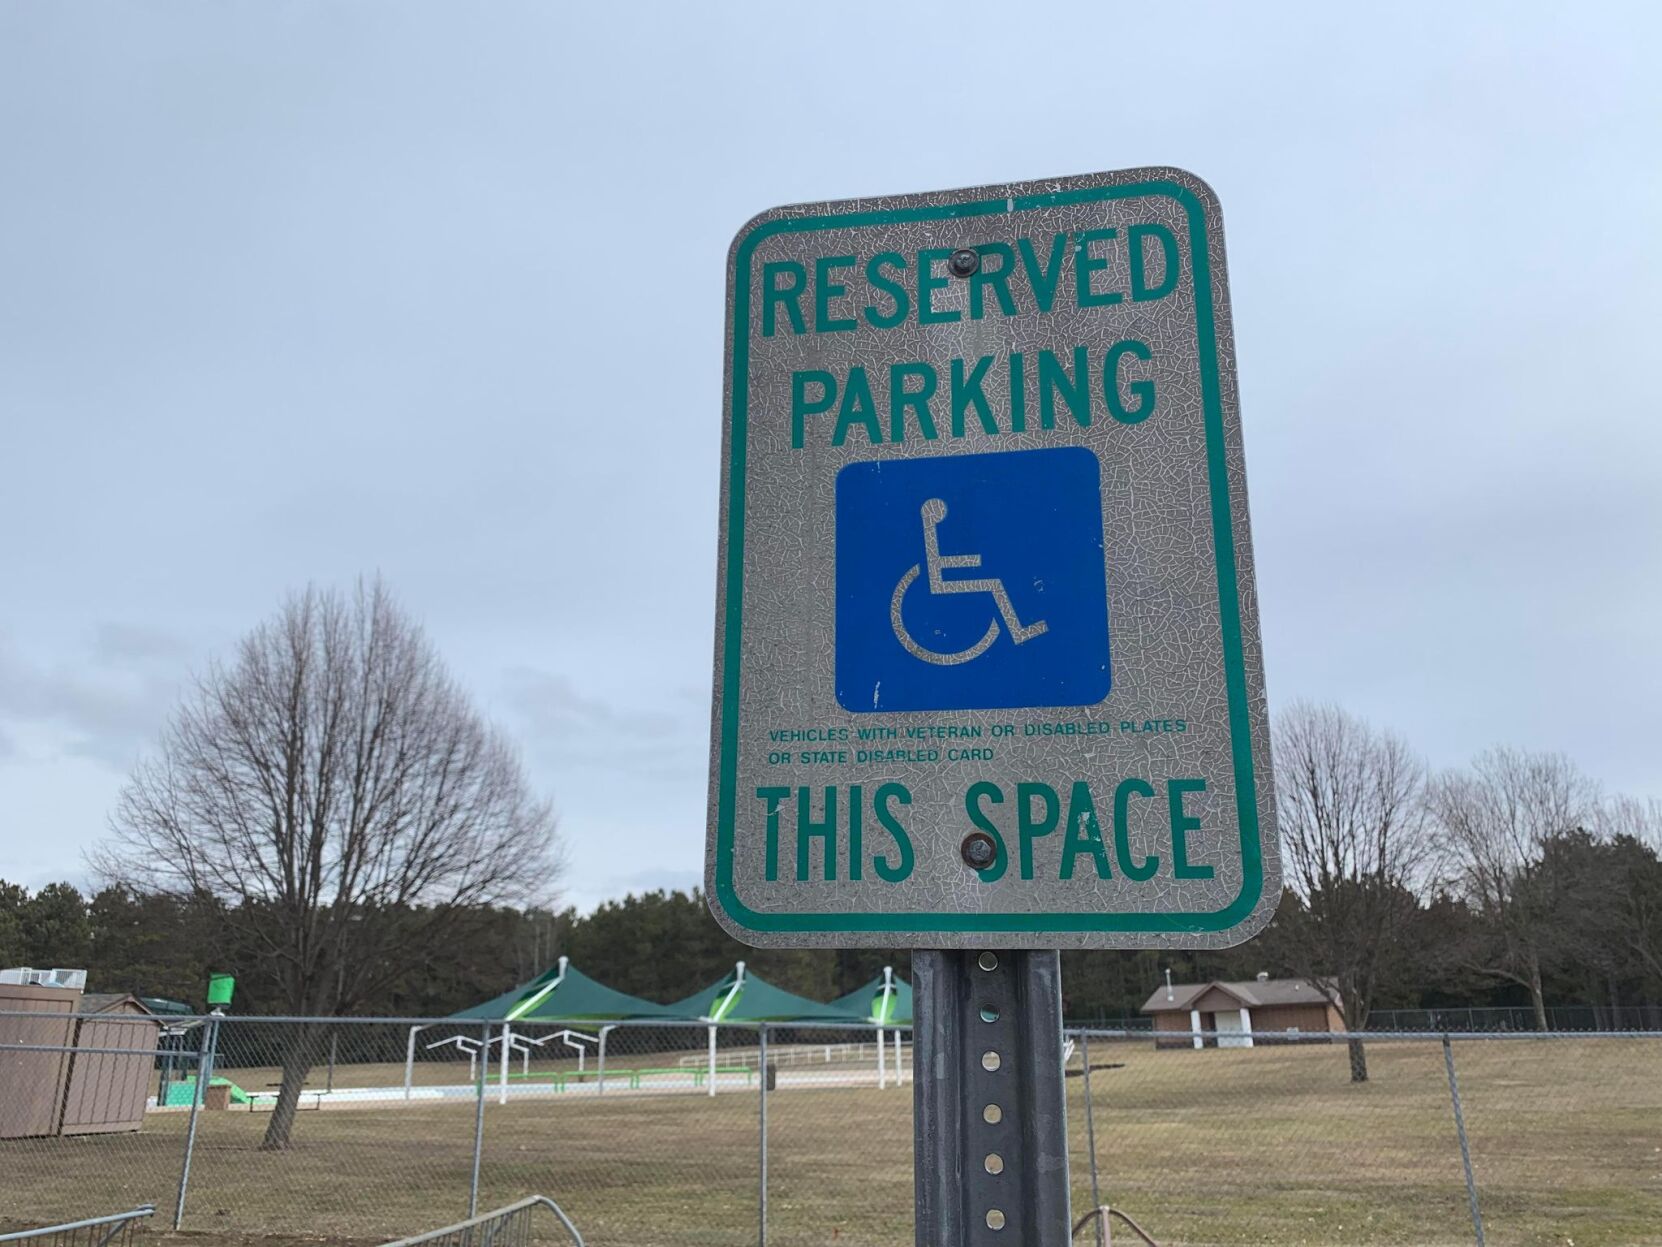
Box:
<box><xmin>0</xmin><ymin>967</ymin><xmax>88</xmax><ymax>991</ymax></box>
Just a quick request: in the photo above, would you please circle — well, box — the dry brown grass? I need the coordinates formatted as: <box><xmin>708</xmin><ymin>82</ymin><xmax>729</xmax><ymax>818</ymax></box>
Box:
<box><xmin>2</xmin><ymin>1036</ymin><xmax>1657</xmax><ymax>1246</ymax></box>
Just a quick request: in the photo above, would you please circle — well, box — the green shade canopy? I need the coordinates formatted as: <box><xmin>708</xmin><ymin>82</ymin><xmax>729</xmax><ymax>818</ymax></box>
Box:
<box><xmin>451</xmin><ymin>958</ymin><xmax>682</xmax><ymax>1023</ymax></box>
<box><xmin>832</xmin><ymin>973</ymin><xmax>913</xmax><ymax>1026</ymax></box>
<box><xmin>670</xmin><ymin>964</ymin><xmax>864</xmax><ymax>1023</ymax></box>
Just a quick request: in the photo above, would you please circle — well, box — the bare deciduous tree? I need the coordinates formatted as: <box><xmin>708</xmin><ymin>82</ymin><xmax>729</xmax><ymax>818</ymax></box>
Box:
<box><xmin>97</xmin><ymin>580</ymin><xmax>558</xmax><ymax>1148</ymax></box>
<box><xmin>1273</xmin><ymin>702</ymin><xmax>1431</xmax><ymax>1082</ymax></box>
<box><xmin>1427</xmin><ymin>748</ymin><xmax>1600</xmax><ymax>1031</ymax></box>
<box><xmin>1601</xmin><ymin>795</ymin><xmax>1662</xmax><ymax>853</ymax></box>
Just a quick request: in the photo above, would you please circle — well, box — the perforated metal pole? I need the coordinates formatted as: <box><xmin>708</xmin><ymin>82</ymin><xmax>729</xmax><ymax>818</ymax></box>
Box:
<box><xmin>913</xmin><ymin>950</ymin><xmax>1070</xmax><ymax>1246</ymax></box>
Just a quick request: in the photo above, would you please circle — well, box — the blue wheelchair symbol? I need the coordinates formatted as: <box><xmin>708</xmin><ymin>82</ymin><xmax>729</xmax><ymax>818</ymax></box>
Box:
<box><xmin>835</xmin><ymin>447</ymin><xmax>1112</xmax><ymax>713</ymax></box>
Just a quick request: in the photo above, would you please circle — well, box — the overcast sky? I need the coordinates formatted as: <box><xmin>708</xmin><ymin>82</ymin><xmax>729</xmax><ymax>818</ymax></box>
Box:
<box><xmin>1</xmin><ymin>2</ymin><xmax>1657</xmax><ymax>915</ymax></box>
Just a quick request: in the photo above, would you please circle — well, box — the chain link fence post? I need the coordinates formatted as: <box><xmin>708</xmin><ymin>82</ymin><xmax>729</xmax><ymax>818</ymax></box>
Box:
<box><xmin>1079</xmin><ymin>1029</ymin><xmax>1103</xmax><ymax>1247</ymax></box>
<box><xmin>1441</xmin><ymin>1034</ymin><xmax>1486</xmax><ymax>1246</ymax></box>
<box><xmin>172</xmin><ymin>1013</ymin><xmax>216</xmax><ymax>1230</ymax></box>
<box><xmin>758</xmin><ymin>1022</ymin><xmax>769</xmax><ymax>1247</ymax></box>
<box><xmin>468</xmin><ymin>1021</ymin><xmax>490</xmax><ymax>1218</ymax></box>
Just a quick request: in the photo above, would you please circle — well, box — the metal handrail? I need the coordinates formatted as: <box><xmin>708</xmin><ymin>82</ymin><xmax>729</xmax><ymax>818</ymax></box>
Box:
<box><xmin>379</xmin><ymin>1196</ymin><xmax>583</xmax><ymax>1246</ymax></box>
<box><xmin>0</xmin><ymin>1205</ymin><xmax>155</xmax><ymax>1245</ymax></box>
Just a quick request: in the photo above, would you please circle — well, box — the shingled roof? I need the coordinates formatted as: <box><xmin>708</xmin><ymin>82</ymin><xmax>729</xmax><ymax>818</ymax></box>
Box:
<box><xmin>1139</xmin><ymin>977</ymin><xmax>1337</xmax><ymax>1013</ymax></box>
<box><xmin>79</xmin><ymin>992</ymin><xmax>158</xmax><ymax>1017</ymax></box>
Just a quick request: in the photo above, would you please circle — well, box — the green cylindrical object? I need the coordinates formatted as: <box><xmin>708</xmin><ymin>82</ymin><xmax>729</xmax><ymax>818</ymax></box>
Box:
<box><xmin>206</xmin><ymin>973</ymin><xmax>235</xmax><ymax>1007</ymax></box>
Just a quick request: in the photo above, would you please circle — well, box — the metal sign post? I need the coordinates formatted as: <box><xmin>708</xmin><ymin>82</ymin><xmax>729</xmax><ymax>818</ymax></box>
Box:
<box><xmin>708</xmin><ymin>168</ymin><xmax>1277</xmax><ymax>1244</ymax></box>
<box><xmin>914</xmin><ymin>950</ymin><xmax>1069</xmax><ymax>1245</ymax></box>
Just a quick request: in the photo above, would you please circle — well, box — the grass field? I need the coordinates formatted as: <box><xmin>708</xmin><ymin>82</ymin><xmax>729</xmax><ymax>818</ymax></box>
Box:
<box><xmin>3</xmin><ymin>1036</ymin><xmax>1658</xmax><ymax>1246</ymax></box>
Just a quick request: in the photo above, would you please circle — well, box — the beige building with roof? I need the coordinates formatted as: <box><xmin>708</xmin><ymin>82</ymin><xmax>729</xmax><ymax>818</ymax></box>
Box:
<box><xmin>1140</xmin><ymin>972</ymin><xmax>1344</xmax><ymax>1048</ymax></box>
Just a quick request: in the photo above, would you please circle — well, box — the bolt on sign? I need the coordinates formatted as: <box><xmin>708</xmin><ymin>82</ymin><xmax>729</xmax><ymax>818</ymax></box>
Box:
<box><xmin>706</xmin><ymin>168</ymin><xmax>1279</xmax><ymax>949</ymax></box>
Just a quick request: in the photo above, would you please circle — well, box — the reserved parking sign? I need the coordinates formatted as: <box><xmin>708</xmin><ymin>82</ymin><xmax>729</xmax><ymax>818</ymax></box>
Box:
<box><xmin>706</xmin><ymin>168</ymin><xmax>1280</xmax><ymax>949</ymax></box>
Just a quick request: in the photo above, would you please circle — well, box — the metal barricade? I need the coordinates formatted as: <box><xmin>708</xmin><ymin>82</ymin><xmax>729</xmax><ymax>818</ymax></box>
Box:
<box><xmin>379</xmin><ymin>1195</ymin><xmax>584</xmax><ymax>1247</ymax></box>
<box><xmin>0</xmin><ymin>1205</ymin><xmax>155</xmax><ymax>1247</ymax></box>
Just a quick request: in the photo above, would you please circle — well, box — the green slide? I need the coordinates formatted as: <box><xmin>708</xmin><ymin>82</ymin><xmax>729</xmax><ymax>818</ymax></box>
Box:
<box><xmin>161</xmin><ymin>1076</ymin><xmax>251</xmax><ymax>1106</ymax></box>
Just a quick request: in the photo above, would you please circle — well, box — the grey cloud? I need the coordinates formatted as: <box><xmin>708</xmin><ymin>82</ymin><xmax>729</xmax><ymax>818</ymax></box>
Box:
<box><xmin>503</xmin><ymin>668</ymin><xmax>679</xmax><ymax>742</ymax></box>
<box><xmin>501</xmin><ymin>667</ymin><xmax>701</xmax><ymax>786</ymax></box>
<box><xmin>90</xmin><ymin>623</ymin><xmax>193</xmax><ymax>665</ymax></box>
<box><xmin>0</xmin><ymin>629</ymin><xmax>186</xmax><ymax>769</ymax></box>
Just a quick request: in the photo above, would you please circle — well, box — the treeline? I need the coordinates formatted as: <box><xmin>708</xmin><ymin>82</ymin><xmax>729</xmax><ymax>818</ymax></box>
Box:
<box><xmin>7</xmin><ymin>830</ymin><xmax>1660</xmax><ymax>1024</ymax></box>
<box><xmin>8</xmin><ymin>709</ymin><xmax>1657</xmax><ymax>1027</ymax></box>
<box><xmin>0</xmin><ymin>882</ymin><xmax>905</xmax><ymax>1016</ymax></box>
<box><xmin>0</xmin><ymin>882</ymin><xmax>548</xmax><ymax>1015</ymax></box>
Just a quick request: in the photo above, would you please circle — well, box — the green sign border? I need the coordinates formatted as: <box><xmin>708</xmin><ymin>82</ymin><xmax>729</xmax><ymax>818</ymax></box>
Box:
<box><xmin>714</xmin><ymin>179</ymin><xmax>1263</xmax><ymax>934</ymax></box>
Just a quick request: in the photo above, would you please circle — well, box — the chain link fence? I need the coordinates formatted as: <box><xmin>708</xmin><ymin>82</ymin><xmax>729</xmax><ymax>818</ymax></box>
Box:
<box><xmin>3</xmin><ymin>1010</ymin><xmax>1658</xmax><ymax>1245</ymax></box>
<box><xmin>1367</xmin><ymin>1003</ymin><xmax>1662</xmax><ymax>1032</ymax></box>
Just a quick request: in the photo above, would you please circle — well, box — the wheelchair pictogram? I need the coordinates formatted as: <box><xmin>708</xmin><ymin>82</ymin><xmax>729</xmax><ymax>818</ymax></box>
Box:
<box><xmin>890</xmin><ymin>498</ymin><xmax>1050</xmax><ymax>666</ymax></box>
<box><xmin>836</xmin><ymin>447</ymin><xmax>1107</xmax><ymax>713</ymax></box>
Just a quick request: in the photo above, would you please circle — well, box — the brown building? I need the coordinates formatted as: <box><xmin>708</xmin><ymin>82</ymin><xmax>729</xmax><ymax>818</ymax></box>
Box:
<box><xmin>0</xmin><ymin>981</ymin><xmax>78</xmax><ymax>1139</ymax></box>
<box><xmin>0</xmin><ymin>979</ymin><xmax>160</xmax><ymax>1139</ymax></box>
<box><xmin>1140</xmin><ymin>973</ymin><xmax>1344</xmax><ymax>1048</ymax></box>
<box><xmin>61</xmin><ymin>994</ymin><xmax>162</xmax><ymax>1135</ymax></box>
